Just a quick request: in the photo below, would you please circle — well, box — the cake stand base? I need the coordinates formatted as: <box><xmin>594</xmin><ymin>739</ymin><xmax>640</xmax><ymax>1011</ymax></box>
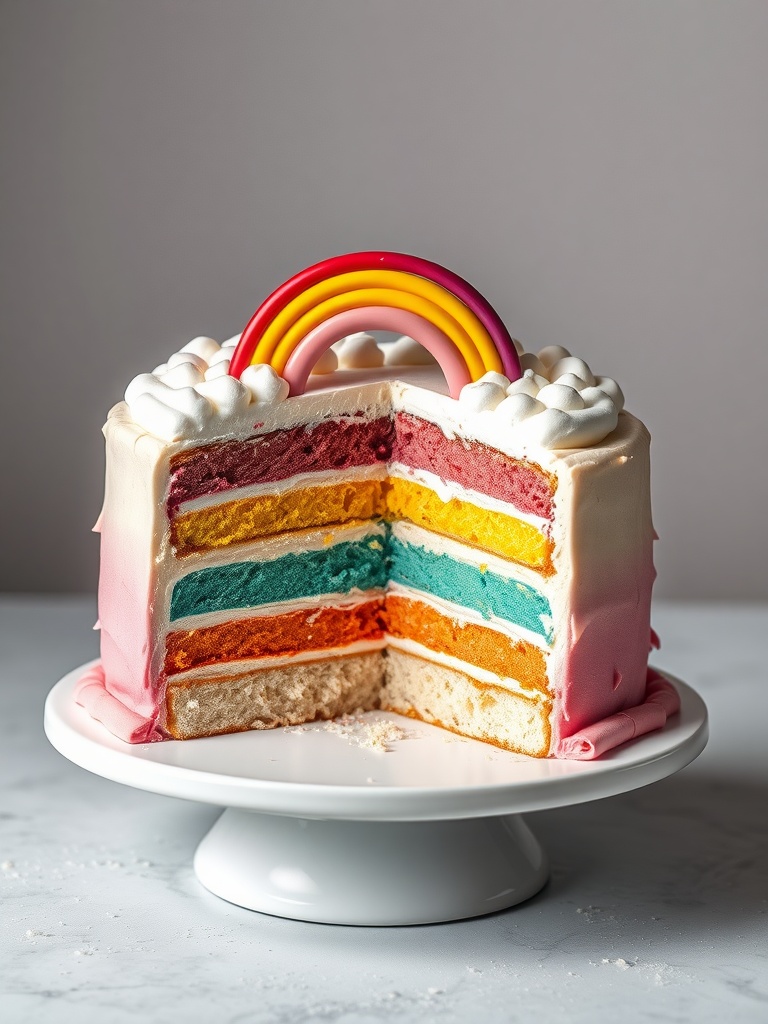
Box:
<box><xmin>45</xmin><ymin>664</ymin><xmax>707</xmax><ymax>927</ymax></box>
<box><xmin>194</xmin><ymin>809</ymin><xmax>548</xmax><ymax>925</ymax></box>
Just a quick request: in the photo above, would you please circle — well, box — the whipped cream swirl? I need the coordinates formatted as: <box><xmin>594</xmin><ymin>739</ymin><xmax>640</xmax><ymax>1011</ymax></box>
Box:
<box><xmin>124</xmin><ymin>335</ymin><xmax>290</xmax><ymax>442</ymax></box>
<box><xmin>457</xmin><ymin>346</ymin><xmax>624</xmax><ymax>449</ymax></box>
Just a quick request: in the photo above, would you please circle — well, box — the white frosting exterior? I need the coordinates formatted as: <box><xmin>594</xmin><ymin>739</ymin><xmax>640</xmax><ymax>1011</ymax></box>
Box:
<box><xmin>122</xmin><ymin>336</ymin><xmax>624</xmax><ymax>450</ymax></box>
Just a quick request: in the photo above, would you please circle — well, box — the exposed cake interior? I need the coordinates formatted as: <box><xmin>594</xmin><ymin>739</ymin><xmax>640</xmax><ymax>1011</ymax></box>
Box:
<box><xmin>94</xmin><ymin>351</ymin><xmax>657</xmax><ymax>757</ymax></box>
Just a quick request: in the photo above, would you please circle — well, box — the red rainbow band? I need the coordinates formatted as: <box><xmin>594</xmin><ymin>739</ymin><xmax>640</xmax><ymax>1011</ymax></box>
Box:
<box><xmin>229</xmin><ymin>251</ymin><xmax>522</xmax><ymax>388</ymax></box>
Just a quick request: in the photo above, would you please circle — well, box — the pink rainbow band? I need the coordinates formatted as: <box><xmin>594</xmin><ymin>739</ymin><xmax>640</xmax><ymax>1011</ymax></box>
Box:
<box><xmin>229</xmin><ymin>251</ymin><xmax>521</xmax><ymax>389</ymax></box>
<box><xmin>282</xmin><ymin>307</ymin><xmax>472</xmax><ymax>398</ymax></box>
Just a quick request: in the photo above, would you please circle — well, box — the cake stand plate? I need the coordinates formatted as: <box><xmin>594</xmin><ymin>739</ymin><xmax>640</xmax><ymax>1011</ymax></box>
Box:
<box><xmin>45</xmin><ymin>664</ymin><xmax>707</xmax><ymax>926</ymax></box>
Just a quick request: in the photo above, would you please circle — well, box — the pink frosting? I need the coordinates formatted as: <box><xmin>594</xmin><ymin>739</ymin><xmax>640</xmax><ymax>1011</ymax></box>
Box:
<box><xmin>558</xmin><ymin>669</ymin><xmax>680</xmax><ymax>759</ymax></box>
<box><xmin>75</xmin><ymin>663</ymin><xmax>162</xmax><ymax>744</ymax></box>
<box><xmin>282</xmin><ymin>306</ymin><xmax>472</xmax><ymax>398</ymax></box>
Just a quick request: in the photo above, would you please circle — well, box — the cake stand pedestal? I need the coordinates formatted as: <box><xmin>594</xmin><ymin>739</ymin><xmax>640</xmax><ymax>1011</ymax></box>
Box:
<box><xmin>45</xmin><ymin>665</ymin><xmax>707</xmax><ymax>926</ymax></box>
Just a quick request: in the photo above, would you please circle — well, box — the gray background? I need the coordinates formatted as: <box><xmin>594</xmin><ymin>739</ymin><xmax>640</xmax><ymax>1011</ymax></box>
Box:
<box><xmin>1</xmin><ymin>0</ymin><xmax>766</xmax><ymax>598</ymax></box>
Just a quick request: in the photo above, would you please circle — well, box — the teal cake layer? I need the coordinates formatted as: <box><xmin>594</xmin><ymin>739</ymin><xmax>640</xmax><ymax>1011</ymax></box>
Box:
<box><xmin>170</xmin><ymin>534</ymin><xmax>387</xmax><ymax>621</ymax></box>
<box><xmin>170</xmin><ymin>530</ymin><xmax>552</xmax><ymax>643</ymax></box>
<box><xmin>388</xmin><ymin>535</ymin><xmax>553</xmax><ymax>642</ymax></box>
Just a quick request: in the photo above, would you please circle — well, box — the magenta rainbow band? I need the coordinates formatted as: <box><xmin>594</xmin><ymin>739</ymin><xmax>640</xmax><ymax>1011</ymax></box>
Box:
<box><xmin>229</xmin><ymin>251</ymin><xmax>521</xmax><ymax>393</ymax></box>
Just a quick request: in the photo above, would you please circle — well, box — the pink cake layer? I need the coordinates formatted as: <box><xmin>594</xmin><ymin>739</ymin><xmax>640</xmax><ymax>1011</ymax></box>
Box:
<box><xmin>167</xmin><ymin>413</ymin><xmax>555</xmax><ymax>519</ymax></box>
<box><xmin>167</xmin><ymin>415</ymin><xmax>392</xmax><ymax>514</ymax></box>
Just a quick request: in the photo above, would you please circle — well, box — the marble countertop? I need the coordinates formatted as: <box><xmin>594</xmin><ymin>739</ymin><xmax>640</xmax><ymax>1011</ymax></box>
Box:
<box><xmin>2</xmin><ymin>596</ymin><xmax>766</xmax><ymax>1023</ymax></box>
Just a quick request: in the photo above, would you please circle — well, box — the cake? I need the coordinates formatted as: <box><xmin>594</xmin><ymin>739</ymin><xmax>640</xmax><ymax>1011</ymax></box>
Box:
<box><xmin>77</xmin><ymin>251</ymin><xmax>679</xmax><ymax>758</ymax></box>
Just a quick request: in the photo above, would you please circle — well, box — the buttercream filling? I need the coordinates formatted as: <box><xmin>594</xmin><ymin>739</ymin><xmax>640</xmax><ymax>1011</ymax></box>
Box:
<box><xmin>391</xmin><ymin>412</ymin><xmax>555</xmax><ymax>518</ymax></box>
<box><xmin>383</xmin><ymin>637</ymin><xmax>547</xmax><ymax>698</ymax></box>
<box><xmin>384</xmin><ymin>595</ymin><xmax>548</xmax><ymax>693</ymax></box>
<box><xmin>387</xmin><ymin>535</ymin><xmax>553</xmax><ymax>641</ymax></box>
<box><xmin>164</xmin><ymin>593</ymin><xmax>548</xmax><ymax>691</ymax></box>
<box><xmin>167</xmin><ymin>415</ymin><xmax>394</xmax><ymax>514</ymax></box>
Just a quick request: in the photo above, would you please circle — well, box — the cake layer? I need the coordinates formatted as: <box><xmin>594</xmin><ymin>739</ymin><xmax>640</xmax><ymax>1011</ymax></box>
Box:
<box><xmin>386</xmin><ymin>477</ymin><xmax>553</xmax><ymax>572</ymax></box>
<box><xmin>165</xmin><ymin>651</ymin><xmax>384</xmax><ymax>739</ymax></box>
<box><xmin>388</xmin><ymin>535</ymin><xmax>553</xmax><ymax>641</ymax></box>
<box><xmin>171</xmin><ymin>480</ymin><xmax>384</xmax><ymax>556</ymax></box>
<box><xmin>166</xmin><ymin>410</ymin><xmax>555</xmax><ymax>520</ymax></box>
<box><xmin>382</xmin><ymin>649</ymin><xmax>551</xmax><ymax>757</ymax></box>
<box><xmin>165</xmin><ymin>600</ymin><xmax>385</xmax><ymax>675</ymax></box>
<box><xmin>169</xmin><ymin>529</ymin><xmax>553</xmax><ymax>643</ymax></box>
<box><xmin>171</xmin><ymin>475</ymin><xmax>552</xmax><ymax>570</ymax></box>
<box><xmin>167</xmin><ymin>416</ymin><xmax>394</xmax><ymax>514</ymax></box>
<box><xmin>384</xmin><ymin>595</ymin><xmax>548</xmax><ymax>693</ymax></box>
<box><xmin>170</xmin><ymin>534</ymin><xmax>386</xmax><ymax>620</ymax></box>
<box><xmin>391</xmin><ymin>412</ymin><xmax>555</xmax><ymax>518</ymax></box>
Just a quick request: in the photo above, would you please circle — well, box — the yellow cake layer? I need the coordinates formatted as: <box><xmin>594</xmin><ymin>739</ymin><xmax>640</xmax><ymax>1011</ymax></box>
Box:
<box><xmin>385</xmin><ymin>477</ymin><xmax>552</xmax><ymax>572</ymax></box>
<box><xmin>172</xmin><ymin>480</ymin><xmax>386</xmax><ymax>557</ymax></box>
<box><xmin>171</xmin><ymin>478</ymin><xmax>553</xmax><ymax>571</ymax></box>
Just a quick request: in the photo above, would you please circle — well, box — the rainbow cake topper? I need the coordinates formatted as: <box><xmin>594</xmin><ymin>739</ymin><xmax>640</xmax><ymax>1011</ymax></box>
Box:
<box><xmin>229</xmin><ymin>251</ymin><xmax>522</xmax><ymax>398</ymax></box>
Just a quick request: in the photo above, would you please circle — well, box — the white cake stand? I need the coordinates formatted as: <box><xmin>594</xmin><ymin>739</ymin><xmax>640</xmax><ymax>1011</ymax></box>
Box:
<box><xmin>45</xmin><ymin>664</ymin><xmax>707</xmax><ymax>926</ymax></box>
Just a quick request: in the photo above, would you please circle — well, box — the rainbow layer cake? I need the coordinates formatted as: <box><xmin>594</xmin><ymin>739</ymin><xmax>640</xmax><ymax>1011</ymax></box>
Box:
<box><xmin>78</xmin><ymin>251</ymin><xmax>679</xmax><ymax>758</ymax></box>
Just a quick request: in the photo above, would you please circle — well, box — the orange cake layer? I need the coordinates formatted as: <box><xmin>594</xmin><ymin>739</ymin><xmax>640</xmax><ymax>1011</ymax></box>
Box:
<box><xmin>171</xmin><ymin>477</ymin><xmax>552</xmax><ymax>571</ymax></box>
<box><xmin>165</xmin><ymin>600</ymin><xmax>385</xmax><ymax>675</ymax></box>
<box><xmin>384</xmin><ymin>595</ymin><xmax>548</xmax><ymax>693</ymax></box>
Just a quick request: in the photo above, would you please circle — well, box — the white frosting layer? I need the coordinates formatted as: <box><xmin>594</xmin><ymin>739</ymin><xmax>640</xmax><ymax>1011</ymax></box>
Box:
<box><xmin>123</xmin><ymin>336</ymin><xmax>624</xmax><ymax>450</ymax></box>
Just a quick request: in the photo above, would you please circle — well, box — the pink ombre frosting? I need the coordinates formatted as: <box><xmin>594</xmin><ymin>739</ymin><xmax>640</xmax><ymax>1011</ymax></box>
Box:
<box><xmin>559</xmin><ymin>670</ymin><xmax>681</xmax><ymax>759</ymax></box>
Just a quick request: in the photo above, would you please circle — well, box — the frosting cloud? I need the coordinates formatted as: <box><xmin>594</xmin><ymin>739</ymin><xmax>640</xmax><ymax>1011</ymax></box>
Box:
<box><xmin>458</xmin><ymin>348</ymin><xmax>624</xmax><ymax>449</ymax></box>
<box><xmin>125</xmin><ymin>338</ymin><xmax>289</xmax><ymax>442</ymax></box>
<box><xmin>124</xmin><ymin>336</ymin><xmax>624</xmax><ymax>450</ymax></box>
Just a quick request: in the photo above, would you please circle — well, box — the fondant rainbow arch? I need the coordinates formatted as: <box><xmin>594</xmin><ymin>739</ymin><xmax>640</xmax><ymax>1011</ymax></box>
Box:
<box><xmin>229</xmin><ymin>251</ymin><xmax>522</xmax><ymax>398</ymax></box>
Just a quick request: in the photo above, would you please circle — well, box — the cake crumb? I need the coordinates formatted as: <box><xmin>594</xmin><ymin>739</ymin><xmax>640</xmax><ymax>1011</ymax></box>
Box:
<box><xmin>600</xmin><ymin>957</ymin><xmax>634</xmax><ymax>970</ymax></box>
<box><xmin>289</xmin><ymin>713</ymin><xmax>409</xmax><ymax>752</ymax></box>
<box><xmin>577</xmin><ymin>905</ymin><xmax>613</xmax><ymax>923</ymax></box>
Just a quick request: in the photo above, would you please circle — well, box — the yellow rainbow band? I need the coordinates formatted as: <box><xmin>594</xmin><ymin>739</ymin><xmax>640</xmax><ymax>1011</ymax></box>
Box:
<box><xmin>252</xmin><ymin>270</ymin><xmax>503</xmax><ymax>379</ymax></box>
<box><xmin>260</xmin><ymin>288</ymin><xmax>482</xmax><ymax>379</ymax></box>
